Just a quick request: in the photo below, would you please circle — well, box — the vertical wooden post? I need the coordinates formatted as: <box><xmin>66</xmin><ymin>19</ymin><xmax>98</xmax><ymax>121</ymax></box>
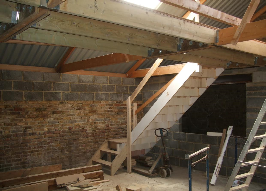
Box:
<box><xmin>132</xmin><ymin>103</ymin><xmax>137</xmax><ymax>130</ymax></box>
<box><xmin>127</xmin><ymin>97</ymin><xmax>132</xmax><ymax>173</ymax></box>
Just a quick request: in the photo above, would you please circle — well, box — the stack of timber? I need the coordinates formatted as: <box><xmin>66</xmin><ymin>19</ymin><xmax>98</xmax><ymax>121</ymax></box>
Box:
<box><xmin>134</xmin><ymin>156</ymin><xmax>155</xmax><ymax>167</ymax></box>
<box><xmin>123</xmin><ymin>159</ymin><xmax>137</xmax><ymax>167</ymax></box>
<box><xmin>0</xmin><ymin>164</ymin><xmax>104</xmax><ymax>191</ymax></box>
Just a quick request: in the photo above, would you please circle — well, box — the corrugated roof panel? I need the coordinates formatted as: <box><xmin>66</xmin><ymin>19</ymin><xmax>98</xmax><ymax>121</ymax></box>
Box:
<box><xmin>88</xmin><ymin>61</ymin><xmax>137</xmax><ymax>74</ymax></box>
<box><xmin>0</xmin><ymin>43</ymin><xmax>68</xmax><ymax>68</ymax></box>
<box><xmin>65</xmin><ymin>48</ymin><xmax>110</xmax><ymax>64</ymax></box>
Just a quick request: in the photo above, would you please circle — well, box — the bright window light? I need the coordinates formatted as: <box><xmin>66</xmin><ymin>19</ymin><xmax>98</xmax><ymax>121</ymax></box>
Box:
<box><xmin>124</xmin><ymin>0</ymin><xmax>162</xmax><ymax>9</ymax></box>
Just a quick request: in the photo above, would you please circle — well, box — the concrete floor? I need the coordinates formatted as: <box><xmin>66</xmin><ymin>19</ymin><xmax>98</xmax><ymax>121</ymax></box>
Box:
<box><xmin>97</xmin><ymin>166</ymin><xmax>266</xmax><ymax>191</ymax></box>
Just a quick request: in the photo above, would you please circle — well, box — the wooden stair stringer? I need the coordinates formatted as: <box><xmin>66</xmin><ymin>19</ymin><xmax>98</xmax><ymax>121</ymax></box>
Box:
<box><xmin>131</xmin><ymin>63</ymin><xmax>201</xmax><ymax>146</ymax></box>
<box><xmin>110</xmin><ymin>143</ymin><xmax>128</xmax><ymax>176</ymax></box>
<box><xmin>88</xmin><ymin>141</ymin><xmax>108</xmax><ymax>166</ymax></box>
<box><xmin>132</xmin><ymin>67</ymin><xmax>224</xmax><ymax>151</ymax></box>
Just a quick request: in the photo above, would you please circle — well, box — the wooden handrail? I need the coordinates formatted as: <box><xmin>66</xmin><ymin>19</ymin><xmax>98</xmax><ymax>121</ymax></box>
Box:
<box><xmin>135</xmin><ymin>76</ymin><xmax>176</xmax><ymax>114</ymax></box>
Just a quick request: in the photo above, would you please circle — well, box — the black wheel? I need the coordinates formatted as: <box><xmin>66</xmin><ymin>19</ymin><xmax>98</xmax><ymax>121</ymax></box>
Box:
<box><xmin>166</xmin><ymin>168</ymin><xmax>171</xmax><ymax>177</ymax></box>
<box><xmin>159</xmin><ymin>168</ymin><xmax>167</xmax><ymax>178</ymax></box>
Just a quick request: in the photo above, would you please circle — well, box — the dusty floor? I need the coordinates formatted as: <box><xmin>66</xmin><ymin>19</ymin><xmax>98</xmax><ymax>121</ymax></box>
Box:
<box><xmin>97</xmin><ymin>166</ymin><xmax>266</xmax><ymax>191</ymax></box>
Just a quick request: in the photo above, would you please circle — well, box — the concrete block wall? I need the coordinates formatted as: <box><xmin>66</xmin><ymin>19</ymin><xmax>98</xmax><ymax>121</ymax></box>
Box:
<box><xmin>0</xmin><ymin>70</ymin><xmax>143</xmax><ymax>171</ymax></box>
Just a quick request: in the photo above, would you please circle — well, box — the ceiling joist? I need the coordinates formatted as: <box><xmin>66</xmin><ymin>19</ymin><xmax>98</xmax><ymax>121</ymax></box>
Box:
<box><xmin>56</xmin><ymin>47</ymin><xmax>76</xmax><ymax>72</ymax></box>
<box><xmin>60</xmin><ymin>53</ymin><xmax>142</xmax><ymax>73</ymax></box>
<box><xmin>161</xmin><ymin>0</ymin><xmax>241</xmax><ymax>26</ymax></box>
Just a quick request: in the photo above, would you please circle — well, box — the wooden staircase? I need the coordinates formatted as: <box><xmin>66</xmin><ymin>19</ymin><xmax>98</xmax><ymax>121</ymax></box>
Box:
<box><xmin>89</xmin><ymin>62</ymin><xmax>224</xmax><ymax>176</ymax></box>
<box><xmin>88</xmin><ymin>139</ymin><xmax>127</xmax><ymax>176</ymax></box>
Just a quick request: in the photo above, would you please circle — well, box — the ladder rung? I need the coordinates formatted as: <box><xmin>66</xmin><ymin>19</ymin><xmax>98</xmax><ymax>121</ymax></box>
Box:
<box><xmin>248</xmin><ymin>147</ymin><xmax>265</xmax><ymax>153</ymax></box>
<box><xmin>241</xmin><ymin>160</ymin><xmax>259</xmax><ymax>167</ymax></box>
<box><xmin>100</xmin><ymin>148</ymin><xmax>119</xmax><ymax>155</ymax></box>
<box><xmin>261</xmin><ymin>122</ymin><xmax>266</xmax><ymax>125</ymax></box>
<box><xmin>253</xmin><ymin>134</ymin><xmax>266</xmax><ymax>140</ymax></box>
<box><xmin>229</xmin><ymin>184</ymin><xmax>249</xmax><ymax>191</ymax></box>
<box><xmin>235</xmin><ymin>172</ymin><xmax>253</xmax><ymax>180</ymax></box>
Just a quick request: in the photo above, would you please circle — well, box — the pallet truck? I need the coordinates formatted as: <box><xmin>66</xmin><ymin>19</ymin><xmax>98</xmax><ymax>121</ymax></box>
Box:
<box><xmin>132</xmin><ymin>128</ymin><xmax>173</xmax><ymax>178</ymax></box>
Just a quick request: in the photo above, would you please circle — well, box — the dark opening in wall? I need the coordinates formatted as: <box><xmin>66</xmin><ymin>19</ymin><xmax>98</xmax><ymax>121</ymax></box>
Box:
<box><xmin>182</xmin><ymin>84</ymin><xmax>246</xmax><ymax>137</ymax></box>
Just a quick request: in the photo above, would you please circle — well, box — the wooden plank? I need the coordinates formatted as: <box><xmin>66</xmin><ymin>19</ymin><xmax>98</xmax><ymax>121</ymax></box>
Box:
<box><xmin>0</xmin><ymin>165</ymin><xmax>102</xmax><ymax>188</ymax></box>
<box><xmin>35</xmin><ymin>11</ymin><xmax>178</xmax><ymax>52</ymax></box>
<box><xmin>0</xmin><ymin>1</ymin><xmax>17</xmax><ymax>23</ymax></box>
<box><xmin>131</xmin><ymin>63</ymin><xmax>199</xmax><ymax>144</ymax></box>
<box><xmin>56</xmin><ymin>174</ymin><xmax>85</xmax><ymax>186</ymax></box>
<box><xmin>189</xmin><ymin>47</ymin><xmax>261</xmax><ymax>66</ymax></box>
<box><xmin>88</xmin><ymin>141</ymin><xmax>108</xmax><ymax>166</ymax></box>
<box><xmin>47</xmin><ymin>0</ymin><xmax>65</xmax><ymax>8</ymax></box>
<box><xmin>56</xmin><ymin>47</ymin><xmax>76</xmax><ymax>72</ymax></box>
<box><xmin>4</xmin><ymin>182</ymin><xmax>48</xmax><ymax>191</ymax></box>
<box><xmin>136</xmin><ymin>76</ymin><xmax>176</xmax><ymax>114</ymax></box>
<box><xmin>66</xmin><ymin>70</ymin><xmax>126</xmax><ymax>78</ymax></box>
<box><xmin>126</xmin><ymin>59</ymin><xmax>146</xmax><ymax>78</ymax></box>
<box><xmin>223</xmin><ymin>40</ymin><xmax>266</xmax><ymax>57</ymax></box>
<box><xmin>218</xmin><ymin>19</ymin><xmax>266</xmax><ymax>45</ymax></box>
<box><xmin>0</xmin><ymin>164</ymin><xmax>62</xmax><ymax>181</ymax></box>
<box><xmin>130</xmin><ymin>59</ymin><xmax>163</xmax><ymax>102</ymax></box>
<box><xmin>132</xmin><ymin>103</ymin><xmax>137</xmax><ymax>129</ymax></box>
<box><xmin>210</xmin><ymin>127</ymin><xmax>233</xmax><ymax>185</ymax></box>
<box><xmin>161</xmin><ymin>0</ymin><xmax>241</xmax><ymax>26</ymax></box>
<box><xmin>130</xmin><ymin>64</ymin><xmax>184</xmax><ymax>78</ymax></box>
<box><xmin>60</xmin><ymin>53</ymin><xmax>142</xmax><ymax>73</ymax></box>
<box><xmin>15</xmin><ymin>28</ymin><xmax>148</xmax><ymax>57</ymax></box>
<box><xmin>0</xmin><ymin>64</ymin><xmax>56</xmax><ymax>73</ymax></box>
<box><xmin>251</xmin><ymin>5</ymin><xmax>266</xmax><ymax>21</ymax></box>
<box><xmin>182</xmin><ymin>0</ymin><xmax>206</xmax><ymax>19</ymax></box>
<box><xmin>0</xmin><ymin>8</ymin><xmax>50</xmax><ymax>43</ymax></box>
<box><xmin>231</xmin><ymin>0</ymin><xmax>260</xmax><ymax>45</ymax></box>
<box><xmin>111</xmin><ymin>143</ymin><xmax>128</xmax><ymax>176</ymax></box>
<box><xmin>6</xmin><ymin>39</ymin><xmax>56</xmax><ymax>46</ymax></box>
<box><xmin>57</xmin><ymin>0</ymin><xmax>216</xmax><ymax>44</ymax></box>
<box><xmin>127</xmin><ymin>97</ymin><xmax>132</xmax><ymax>173</ymax></box>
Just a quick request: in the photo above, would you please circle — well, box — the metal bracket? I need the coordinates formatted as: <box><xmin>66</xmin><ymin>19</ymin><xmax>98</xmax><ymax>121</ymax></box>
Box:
<box><xmin>254</xmin><ymin>57</ymin><xmax>258</xmax><ymax>65</ymax></box>
<box><xmin>11</xmin><ymin>11</ymin><xmax>19</xmax><ymax>24</ymax></box>
<box><xmin>177</xmin><ymin>38</ymin><xmax>209</xmax><ymax>52</ymax></box>
<box><xmin>148</xmin><ymin>48</ymin><xmax>173</xmax><ymax>57</ymax></box>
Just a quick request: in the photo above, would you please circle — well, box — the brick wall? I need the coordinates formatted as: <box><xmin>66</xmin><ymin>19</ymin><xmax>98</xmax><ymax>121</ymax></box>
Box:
<box><xmin>0</xmin><ymin>70</ymin><xmax>142</xmax><ymax>171</ymax></box>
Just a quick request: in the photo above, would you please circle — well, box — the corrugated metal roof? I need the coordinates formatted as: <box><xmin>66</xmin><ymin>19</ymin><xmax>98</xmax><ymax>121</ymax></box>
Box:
<box><xmin>87</xmin><ymin>59</ymin><xmax>184</xmax><ymax>74</ymax></box>
<box><xmin>0</xmin><ymin>43</ymin><xmax>68</xmax><ymax>68</ymax></box>
<box><xmin>65</xmin><ymin>48</ymin><xmax>110</xmax><ymax>64</ymax></box>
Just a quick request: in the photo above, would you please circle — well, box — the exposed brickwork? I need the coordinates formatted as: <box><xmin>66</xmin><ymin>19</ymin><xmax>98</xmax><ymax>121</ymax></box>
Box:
<box><xmin>0</xmin><ymin>70</ymin><xmax>143</xmax><ymax>172</ymax></box>
<box><xmin>0</xmin><ymin>101</ymin><xmax>127</xmax><ymax>171</ymax></box>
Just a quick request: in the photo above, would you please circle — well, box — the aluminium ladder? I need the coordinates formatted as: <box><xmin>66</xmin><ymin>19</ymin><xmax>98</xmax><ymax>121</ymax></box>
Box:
<box><xmin>225</xmin><ymin>98</ymin><xmax>266</xmax><ymax>191</ymax></box>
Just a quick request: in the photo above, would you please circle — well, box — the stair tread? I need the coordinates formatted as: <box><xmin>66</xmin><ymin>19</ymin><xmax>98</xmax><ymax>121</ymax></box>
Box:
<box><xmin>254</xmin><ymin>134</ymin><xmax>266</xmax><ymax>140</ymax></box>
<box><xmin>229</xmin><ymin>184</ymin><xmax>249</xmax><ymax>191</ymax></box>
<box><xmin>93</xmin><ymin>159</ymin><xmax>112</xmax><ymax>166</ymax></box>
<box><xmin>248</xmin><ymin>147</ymin><xmax>265</xmax><ymax>153</ymax></box>
<box><xmin>101</xmin><ymin>148</ymin><xmax>119</xmax><ymax>155</ymax></box>
<box><xmin>109</xmin><ymin>138</ymin><xmax>127</xmax><ymax>143</ymax></box>
<box><xmin>235</xmin><ymin>172</ymin><xmax>254</xmax><ymax>180</ymax></box>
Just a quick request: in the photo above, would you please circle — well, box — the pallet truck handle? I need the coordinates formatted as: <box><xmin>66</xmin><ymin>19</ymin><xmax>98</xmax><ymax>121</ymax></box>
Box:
<box><xmin>155</xmin><ymin>128</ymin><xmax>168</xmax><ymax>137</ymax></box>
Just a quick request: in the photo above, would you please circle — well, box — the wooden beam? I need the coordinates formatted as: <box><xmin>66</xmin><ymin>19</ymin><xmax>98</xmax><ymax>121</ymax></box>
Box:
<box><xmin>132</xmin><ymin>103</ymin><xmax>137</xmax><ymax>129</ymax></box>
<box><xmin>16</xmin><ymin>28</ymin><xmax>148</xmax><ymax>57</ymax></box>
<box><xmin>60</xmin><ymin>53</ymin><xmax>142</xmax><ymax>73</ymax></box>
<box><xmin>130</xmin><ymin>64</ymin><xmax>184</xmax><ymax>78</ymax></box>
<box><xmin>66</xmin><ymin>70</ymin><xmax>127</xmax><ymax>78</ymax></box>
<box><xmin>127</xmin><ymin>97</ymin><xmax>132</xmax><ymax>173</ymax></box>
<box><xmin>56</xmin><ymin>47</ymin><xmax>75</xmax><ymax>72</ymax></box>
<box><xmin>0</xmin><ymin>64</ymin><xmax>56</xmax><ymax>73</ymax></box>
<box><xmin>189</xmin><ymin>47</ymin><xmax>263</xmax><ymax>66</ymax></box>
<box><xmin>0</xmin><ymin>165</ymin><xmax>62</xmax><ymax>181</ymax></box>
<box><xmin>231</xmin><ymin>0</ymin><xmax>260</xmax><ymax>45</ymax></box>
<box><xmin>218</xmin><ymin>19</ymin><xmax>266</xmax><ymax>45</ymax></box>
<box><xmin>47</xmin><ymin>0</ymin><xmax>65</xmax><ymax>8</ymax></box>
<box><xmin>161</xmin><ymin>0</ymin><xmax>241</xmax><ymax>26</ymax></box>
<box><xmin>57</xmin><ymin>0</ymin><xmax>217</xmax><ymax>44</ymax></box>
<box><xmin>6</xmin><ymin>39</ymin><xmax>56</xmax><ymax>46</ymax></box>
<box><xmin>136</xmin><ymin>76</ymin><xmax>176</xmax><ymax>114</ymax></box>
<box><xmin>251</xmin><ymin>5</ymin><xmax>266</xmax><ymax>21</ymax></box>
<box><xmin>126</xmin><ymin>59</ymin><xmax>146</xmax><ymax>78</ymax></box>
<box><xmin>182</xmin><ymin>0</ymin><xmax>206</xmax><ymax>19</ymax></box>
<box><xmin>4</xmin><ymin>182</ymin><xmax>48</xmax><ymax>191</ymax></box>
<box><xmin>35</xmin><ymin>11</ymin><xmax>178</xmax><ymax>52</ymax></box>
<box><xmin>0</xmin><ymin>165</ymin><xmax>102</xmax><ymax>188</ymax></box>
<box><xmin>130</xmin><ymin>59</ymin><xmax>163</xmax><ymax>102</ymax></box>
<box><xmin>0</xmin><ymin>1</ymin><xmax>16</xmax><ymax>23</ymax></box>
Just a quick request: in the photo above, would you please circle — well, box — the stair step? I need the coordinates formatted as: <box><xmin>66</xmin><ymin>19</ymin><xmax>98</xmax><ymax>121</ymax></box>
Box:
<box><xmin>241</xmin><ymin>160</ymin><xmax>259</xmax><ymax>167</ymax></box>
<box><xmin>248</xmin><ymin>147</ymin><xmax>265</xmax><ymax>153</ymax></box>
<box><xmin>235</xmin><ymin>172</ymin><xmax>253</xmax><ymax>180</ymax></box>
<box><xmin>93</xmin><ymin>159</ymin><xmax>112</xmax><ymax>167</ymax></box>
<box><xmin>101</xmin><ymin>148</ymin><xmax>119</xmax><ymax>155</ymax></box>
<box><xmin>253</xmin><ymin>134</ymin><xmax>266</xmax><ymax>140</ymax></box>
<box><xmin>229</xmin><ymin>184</ymin><xmax>249</xmax><ymax>191</ymax></box>
<box><xmin>109</xmin><ymin>138</ymin><xmax>127</xmax><ymax>144</ymax></box>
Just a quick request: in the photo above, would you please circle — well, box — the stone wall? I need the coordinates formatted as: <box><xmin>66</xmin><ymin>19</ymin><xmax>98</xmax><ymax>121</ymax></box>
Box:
<box><xmin>0</xmin><ymin>70</ymin><xmax>142</xmax><ymax>171</ymax></box>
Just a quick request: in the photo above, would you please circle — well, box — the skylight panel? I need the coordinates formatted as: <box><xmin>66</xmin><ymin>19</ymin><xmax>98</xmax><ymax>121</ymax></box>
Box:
<box><xmin>124</xmin><ymin>0</ymin><xmax>162</xmax><ymax>9</ymax></box>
